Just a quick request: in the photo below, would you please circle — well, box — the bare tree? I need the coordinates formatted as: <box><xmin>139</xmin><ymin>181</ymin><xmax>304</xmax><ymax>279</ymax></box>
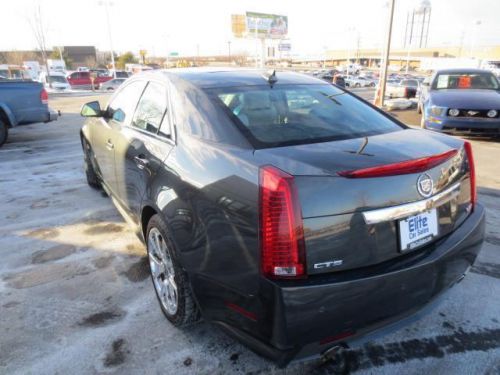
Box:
<box><xmin>28</xmin><ymin>3</ymin><xmax>51</xmax><ymax>86</ymax></box>
<box><xmin>2</xmin><ymin>51</ymin><xmax>39</xmax><ymax>66</ymax></box>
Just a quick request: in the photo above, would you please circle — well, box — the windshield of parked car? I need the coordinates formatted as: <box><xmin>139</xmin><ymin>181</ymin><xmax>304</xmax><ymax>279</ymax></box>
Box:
<box><xmin>401</xmin><ymin>79</ymin><xmax>419</xmax><ymax>87</ymax></box>
<box><xmin>208</xmin><ymin>84</ymin><xmax>402</xmax><ymax>148</ymax></box>
<box><xmin>48</xmin><ymin>75</ymin><xmax>67</xmax><ymax>84</ymax></box>
<box><xmin>432</xmin><ymin>72</ymin><xmax>499</xmax><ymax>90</ymax></box>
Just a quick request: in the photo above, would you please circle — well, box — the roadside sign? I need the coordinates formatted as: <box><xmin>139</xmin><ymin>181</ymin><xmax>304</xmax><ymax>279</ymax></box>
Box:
<box><xmin>278</xmin><ymin>43</ymin><xmax>291</xmax><ymax>52</ymax></box>
<box><xmin>169</xmin><ymin>52</ymin><xmax>179</xmax><ymax>57</ymax></box>
<box><xmin>246</xmin><ymin>12</ymin><xmax>288</xmax><ymax>39</ymax></box>
<box><xmin>231</xmin><ymin>14</ymin><xmax>247</xmax><ymax>38</ymax></box>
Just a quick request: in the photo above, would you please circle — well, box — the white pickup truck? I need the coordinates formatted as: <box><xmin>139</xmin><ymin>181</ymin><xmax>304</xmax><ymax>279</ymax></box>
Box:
<box><xmin>385</xmin><ymin>78</ymin><xmax>420</xmax><ymax>99</ymax></box>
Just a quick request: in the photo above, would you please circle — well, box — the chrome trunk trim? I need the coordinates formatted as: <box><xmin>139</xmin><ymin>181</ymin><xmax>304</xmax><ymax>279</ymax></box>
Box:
<box><xmin>362</xmin><ymin>182</ymin><xmax>461</xmax><ymax>225</ymax></box>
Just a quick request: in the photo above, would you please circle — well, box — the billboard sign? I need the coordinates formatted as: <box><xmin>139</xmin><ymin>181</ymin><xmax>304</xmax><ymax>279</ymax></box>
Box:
<box><xmin>231</xmin><ymin>14</ymin><xmax>247</xmax><ymax>38</ymax></box>
<box><xmin>278</xmin><ymin>43</ymin><xmax>291</xmax><ymax>52</ymax></box>
<box><xmin>246</xmin><ymin>12</ymin><xmax>288</xmax><ymax>39</ymax></box>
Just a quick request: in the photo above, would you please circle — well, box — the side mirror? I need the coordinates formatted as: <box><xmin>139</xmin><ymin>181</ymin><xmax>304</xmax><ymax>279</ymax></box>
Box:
<box><xmin>422</xmin><ymin>81</ymin><xmax>430</xmax><ymax>87</ymax></box>
<box><xmin>80</xmin><ymin>101</ymin><xmax>102</xmax><ymax>117</ymax></box>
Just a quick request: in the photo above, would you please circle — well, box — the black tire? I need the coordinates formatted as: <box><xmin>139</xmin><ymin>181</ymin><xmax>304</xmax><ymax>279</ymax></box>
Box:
<box><xmin>82</xmin><ymin>139</ymin><xmax>101</xmax><ymax>189</ymax></box>
<box><xmin>146</xmin><ymin>214</ymin><xmax>201</xmax><ymax>327</ymax></box>
<box><xmin>0</xmin><ymin>119</ymin><xmax>8</xmax><ymax>147</ymax></box>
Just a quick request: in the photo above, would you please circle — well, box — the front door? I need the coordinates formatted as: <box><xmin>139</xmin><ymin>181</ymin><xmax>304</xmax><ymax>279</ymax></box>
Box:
<box><xmin>93</xmin><ymin>80</ymin><xmax>147</xmax><ymax>196</ymax></box>
<box><xmin>113</xmin><ymin>80</ymin><xmax>173</xmax><ymax>221</ymax></box>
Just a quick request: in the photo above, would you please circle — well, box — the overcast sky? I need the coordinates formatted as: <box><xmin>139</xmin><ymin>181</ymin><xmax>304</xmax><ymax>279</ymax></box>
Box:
<box><xmin>2</xmin><ymin>0</ymin><xmax>500</xmax><ymax>57</ymax></box>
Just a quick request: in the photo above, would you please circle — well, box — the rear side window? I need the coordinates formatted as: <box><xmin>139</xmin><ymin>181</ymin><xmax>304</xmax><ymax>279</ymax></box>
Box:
<box><xmin>208</xmin><ymin>84</ymin><xmax>402</xmax><ymax>148</ymax></box>
<box><xmin>107</xmin><ymin>80</ymin><xmax>146</xmax><ymax>123</ymax></box>
<box><xmin>132</xmin><ymin>81</ymin><xmax>169</xmax><ymax>135</ymax></box>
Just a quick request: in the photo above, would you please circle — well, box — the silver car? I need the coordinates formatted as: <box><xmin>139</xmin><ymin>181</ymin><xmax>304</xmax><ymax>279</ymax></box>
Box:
<box><xmin>100</xmin><ymin>78</ymin><xmax>126</xmax><ymax>91</ymax></box>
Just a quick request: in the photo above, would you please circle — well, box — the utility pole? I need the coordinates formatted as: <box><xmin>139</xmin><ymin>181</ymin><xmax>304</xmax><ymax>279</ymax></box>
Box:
<box><xmin>378</xmin><ymin>0</ymin><xmax>396</xmax><ymax>108</ymax></box>
<box><xmin>99</xmin><ymin>1</ymin><xmax>116</xmax><ymax>77</ymax></box>
<box><xmin>227</xmin><ymin>41</ymin><xmax>231</xmax><ymax>62</ymax></box>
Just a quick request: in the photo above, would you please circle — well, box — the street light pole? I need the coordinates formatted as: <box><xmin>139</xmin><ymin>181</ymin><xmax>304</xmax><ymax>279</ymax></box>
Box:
<box><xmin>378</xmin><ymin>0</ymin><xmax>396</xmax><ymax>108</ymax></box>
<box><xmin>99</xmin><ymin>1</ymin><xmax>116</xmax><ymax>78</ymax></box>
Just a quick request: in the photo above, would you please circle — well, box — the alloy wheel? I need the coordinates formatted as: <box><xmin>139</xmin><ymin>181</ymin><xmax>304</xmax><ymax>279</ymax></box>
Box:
<box><xmin>148</xmin><ymin>228</ymin><xmax>178</xmax><ymax>315</ymax></box>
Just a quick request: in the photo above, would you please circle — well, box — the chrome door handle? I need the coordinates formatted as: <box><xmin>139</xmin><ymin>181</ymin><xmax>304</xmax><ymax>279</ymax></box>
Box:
<box><xmin>106</xmin><ymin>140</ymin><xmax>114</xmax><ymax>150</ymax></box>
<box><xmin>134</xmin><ymin>155</ymin><xmax>149</xmax><ymax>169</ymax></box>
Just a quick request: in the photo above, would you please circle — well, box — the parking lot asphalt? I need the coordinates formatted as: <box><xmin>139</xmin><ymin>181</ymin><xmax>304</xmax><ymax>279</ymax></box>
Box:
<box><xmin>1</xmin><ymin>93</ymin><xmax>499</xmax><ymax>375</ymax></box>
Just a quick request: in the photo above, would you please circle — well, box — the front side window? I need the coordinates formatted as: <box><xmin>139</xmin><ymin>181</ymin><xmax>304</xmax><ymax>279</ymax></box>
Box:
<box><xmin>132</xmin><ymin>81</ymin><xmax>168</xmax><ymax>135</ymax></box>
<box><xmin>107</xmin><ymin>80</ymin><xmax>146</xmax><ymax>123</ymax></box>
<box><xmin>209</xmin><ymin>84</ymin><xmax>402</xmax><ymax>148</ymax></box>
<box><xmin>433</xmin><ymin>72</ymin><xmax>499</xmax><ymax>90</ymax></box>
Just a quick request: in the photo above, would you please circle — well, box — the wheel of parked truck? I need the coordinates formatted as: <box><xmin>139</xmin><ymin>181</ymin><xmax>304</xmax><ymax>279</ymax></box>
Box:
<box><xmin>0</xmin><ymin>119</ymin><xmax>8</xmax><ymax>147</ymax></box>
<box><xmin>82</xmin><ymin>139</ymin><xmax>101</xmax><ymax>189</ymax></box>
<box><xmin>146</xmin><ymin>214</ymin><xmax>200</xmax><ymax>327</ymax></box>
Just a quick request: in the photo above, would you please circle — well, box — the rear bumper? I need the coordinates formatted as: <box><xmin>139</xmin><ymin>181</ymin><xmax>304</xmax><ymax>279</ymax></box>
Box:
<box><xmin>424</xmin><ymin>116</ymin><xmax>500</xmax><ymax>136</ymax></box>
<box><xmin>47</xmin><ymin>108</ymin><xmax>59</xmax><ymax>122</ymax></box>
<box><xmin>219</xmin><ymin>203</ymin><xmax>485</xmax><ymax>367</ymax></box>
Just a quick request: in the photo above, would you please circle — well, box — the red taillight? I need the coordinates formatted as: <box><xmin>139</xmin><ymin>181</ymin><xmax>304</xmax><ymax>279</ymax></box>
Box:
<box><xmin>260</xmin><ymin>166</ymin><xmax>306</xmax><ymax>278</ymax></box>
<box><xmin>40</xmin><ymin>88</ymin><xmax>48</xmax><ymax>104</ymax></box>
<box><xmin>463</xmin><ymin>141</ymin><xmax>476</xmax><ymax>210</ymax></box>
<box><xmin>338</xmin><ymin>149</ymin><xmax>458</xmax><ymax>178</ymax></box>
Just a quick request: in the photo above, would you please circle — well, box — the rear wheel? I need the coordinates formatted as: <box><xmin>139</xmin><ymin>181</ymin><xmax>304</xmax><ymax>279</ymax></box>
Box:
<box><xmin>146</xmin><ymin>215</ymin><xmax>200</xmax><ymax>327</ymax></box>
<box><xmin>0</xmin><ymin>119</ymin><xmax>8</xmax><ymax>147</ymax></box>
<box><xmin>82</xmin><ymin>139</ymin><xmax>101</xmax><ymax>189</ymax></box>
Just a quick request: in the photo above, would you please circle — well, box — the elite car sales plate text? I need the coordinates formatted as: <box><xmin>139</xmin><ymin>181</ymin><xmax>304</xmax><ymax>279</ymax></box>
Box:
<box><xmin>399</xmin><ymin>209</ymin><xmax>439</xmax><ymax>251</ymax></box>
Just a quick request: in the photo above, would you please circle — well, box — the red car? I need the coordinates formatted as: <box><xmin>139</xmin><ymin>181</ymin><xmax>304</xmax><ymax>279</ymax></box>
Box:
<box><xmin>66</xmin><ymin>71</ymin><xmax>112</xmax><ymax>89</ymax></box>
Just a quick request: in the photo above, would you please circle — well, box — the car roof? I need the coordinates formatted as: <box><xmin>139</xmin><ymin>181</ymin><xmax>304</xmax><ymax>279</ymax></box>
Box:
<box><xmin>435</xmin><ymin>68</ymin><xmax>492</xmax><ymax>74</ymax></box>
<box><xmin>146</xmin><ymin>68</ymin><xmax>327</xmax><ymax>88</ymax></box>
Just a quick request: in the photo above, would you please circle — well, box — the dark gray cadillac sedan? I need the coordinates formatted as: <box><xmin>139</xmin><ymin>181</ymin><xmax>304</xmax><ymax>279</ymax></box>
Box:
<box><xmin>80</xmin><ymin>69</ymin><xmax>485</xmax><ymax>366</ymax></box>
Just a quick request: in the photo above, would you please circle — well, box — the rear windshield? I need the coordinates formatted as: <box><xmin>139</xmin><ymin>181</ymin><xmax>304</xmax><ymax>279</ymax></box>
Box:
<box><xmin>432</xmin><ymin>72</ymin><xmax>499</xmax><ymax>90</ymax></box>
<box><xmin>207</xmin><ymin>84</ymin><xmax>402</xmax><ymax>148</ymax></box>
<box><xmin>49</xmin><ymin>75</ymin><xmax>67</xmax><ymax>83</ymax></box>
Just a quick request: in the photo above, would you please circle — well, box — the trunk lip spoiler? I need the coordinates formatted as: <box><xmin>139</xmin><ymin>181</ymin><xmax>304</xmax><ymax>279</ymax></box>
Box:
<box><xmin>362</xmin><ymin>182</ymin><xmax>461</xmax><ymax>225</ymax></box>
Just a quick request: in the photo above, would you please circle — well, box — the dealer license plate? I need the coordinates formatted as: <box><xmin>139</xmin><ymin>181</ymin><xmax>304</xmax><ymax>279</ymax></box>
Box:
<box><xmin>399</xmin><ymin>209</ymin><xmax>438</xmax><ymax>251</ymax></box>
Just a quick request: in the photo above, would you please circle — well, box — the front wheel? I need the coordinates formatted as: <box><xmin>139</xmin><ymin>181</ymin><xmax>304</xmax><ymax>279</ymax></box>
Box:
<box><xmin>0</xmin><ymin>119</ymin><xmax>8</xmax><ymax>147</ymax></box>
<box><xmin>82</xmin><ymin>139</ymin><xmax>101</xmax><ymax>189</ymax></box>
<box><xmin>146</xmin><ymin>215</ymin><xmax>200</xmax><ymax>327</ymax></box>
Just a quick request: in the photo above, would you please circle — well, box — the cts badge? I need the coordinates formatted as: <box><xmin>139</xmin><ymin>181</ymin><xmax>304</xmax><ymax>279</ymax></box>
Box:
<box><xmin>313</xmin><ymin>260</ymin><xmax>343</xmax><ymax>269</ymax></box>
<box><xmin>417</xmin><ymin>173</ymin><xmax>433</xmax><ymax>198</ymax></box>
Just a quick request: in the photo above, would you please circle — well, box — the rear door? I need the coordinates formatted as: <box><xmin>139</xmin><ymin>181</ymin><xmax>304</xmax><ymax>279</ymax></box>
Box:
<box><xmin>91</xmin><ymin>80</ymin><xmax>146</xmax><ymax>195</ymax></box>
<box><xmin>113</xmin><ymin>80</ymin><xmax>173</xmax><ymax>221</ymax></box>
